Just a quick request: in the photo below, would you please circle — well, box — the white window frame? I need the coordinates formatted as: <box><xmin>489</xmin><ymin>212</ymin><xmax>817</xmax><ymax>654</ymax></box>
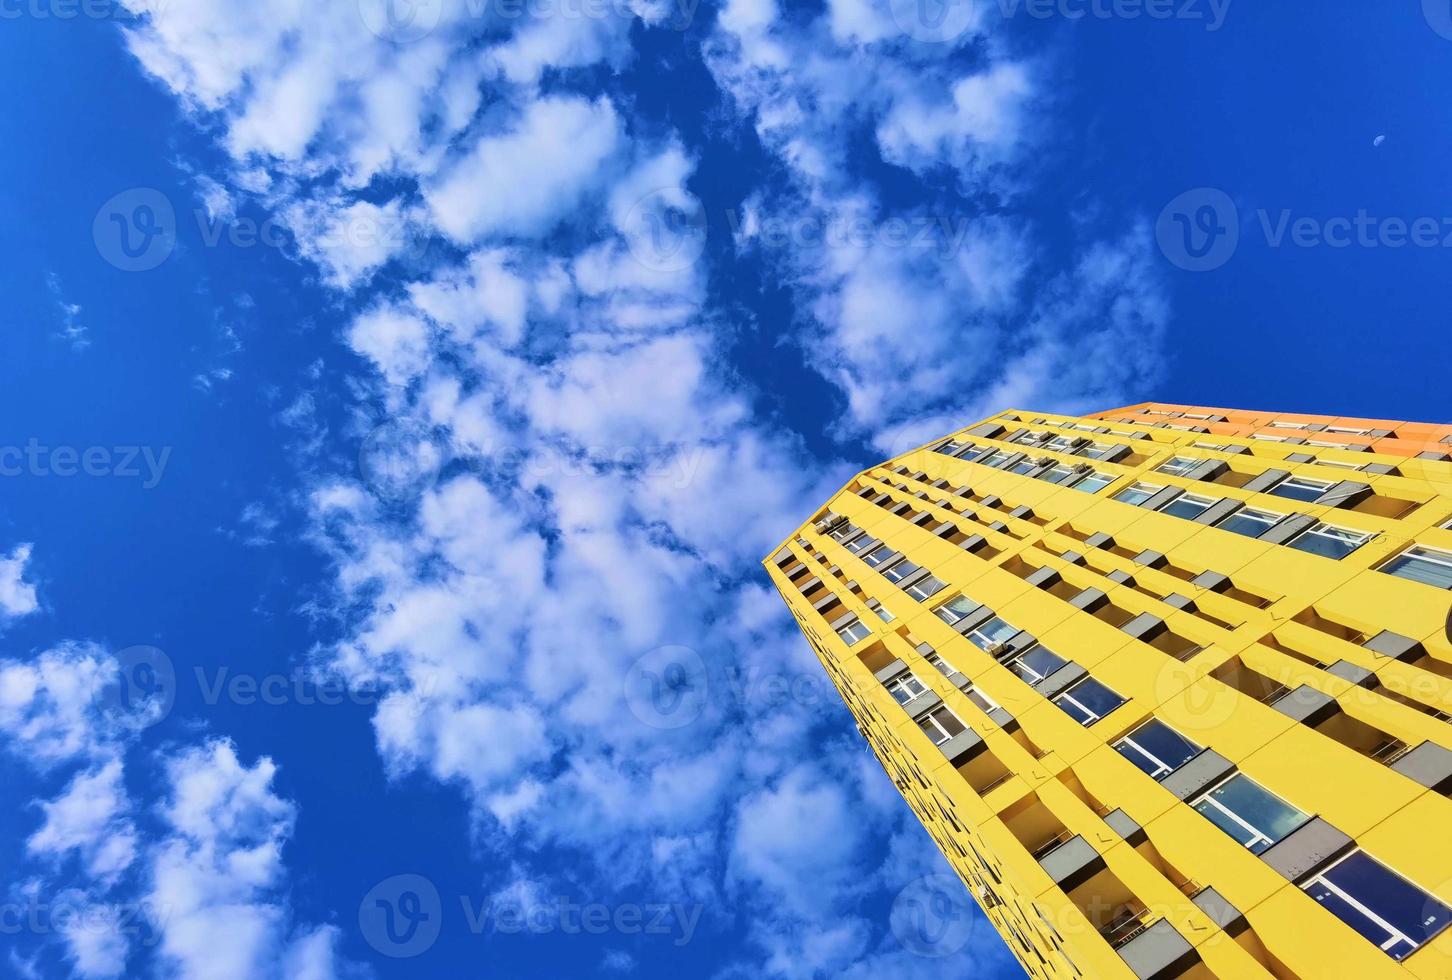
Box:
<box><xmin>1190</xmin><ymin>772</ymin><xmax>1305</xmax><ymax>853</ymax></box>
<box><xmin>1287</xmin><ymin>522</ymin><xmax>1374</xmax><ymax>559</ymax></box>
<box><xmin>1270</xmin><ymin>475</ymin><xmax>1334</xmax><ymax>500</ymax></box>
<box><xmin>1073</xmin><ymin>470</ymin><xmax>1114</xmax><ymax>494</ymax></box>
<box><xmin>924</xmin><ymin>652</ymin><xmax>957</xmax><ymax>678</ymax></box>
<box><xmin>836</xmin><ymin>619</ymin><xmax>871</xmax><ymax>645</ymax></box>
<box><xmin>1325</xmin><ymin>426</ymin><xmax>1374</xmax><ymax>436</ymax></box>
<box><xmin>979</xmin><ymin>450</ymin><xmax>1012</xmax><ymax>468</ymax></box>
<box><xmin>1114</xmin><ymin>720</ymin><xmax>1201</xmax><ymax>780</ymax></box>
<box><xmin>905</xmin><ymin>575</ymin><xmax>947</xmax><ymax>602</ymax></box>
<box><xmin>966</xmin><ymin>616</ymin><xmax>1018</xmax><ymax>651</ymax></box>
<box><xmin>1270</xmin><ymin>421</ymin><xmax>1310</xmax><ymax>430</ymax></box>
<box><xmin>884</xmin><ymin>673</ymin><xmax>928</xmax><ymax>705</ymax></box>
<box><xmin>1113</xmin><ymin>482</ymin><xmax>1164</xmax><ymax>506</ymax></box>
<box><xmin>1301</xmin><ymin>850</ymin><xmax>1446</xmax><ymax>959</ymax></box>
<box><xmin>1216</xmin><ymin>506</ymin><xmax>1285</xmax><ymax>537</ymax></box>
<box><xmin>964</xmin><ymin>685</ymin><xmax>1001</xmax><ymax>714</ymax></box>
<box><xmin>1053</xmin><ymin>677</ymin><xmax>1123</xmax><ymax>726</ymax></box>
<box><xmin>866</xmin><ymin>599</ymin><xmax>895</xmax><ymax>622</ymax></box>
<box><xmin>1379</xmin><ymin>545</ymin><xmax>1452</xmax><ymax>590</ymax></box>
<box><xmin>1159</xmin><ymin>492</ymin><xmax>1219</xmax><ymax>520</ymax></box>
<box><xmin>917</xmin><ymin>706</ymin><xmax>967</xmax><ymax>746</ymax></box>
<box><xmin>1039</xmin><ymin>464</ymin><xmax>1076</xmax><ymax>484</ymax></box>
<box><xmin>1156</xmin><ymin>456</ymin><xmax>1200</xmax><ymax>477</ymax></box>
<box><xmin>1318</xmin><ymin>458</ymin><xmax>1365</xmax><ymax>471</ymax></box>
<box><xmin>933</xmin><ymin>595</ymin><xmax>979</xmax><ymax>625</ymax></box>
<box><xmin>1307</xmin><ymin>439</ymin><xmax>1368</xmax><ymax>450</ymax></box>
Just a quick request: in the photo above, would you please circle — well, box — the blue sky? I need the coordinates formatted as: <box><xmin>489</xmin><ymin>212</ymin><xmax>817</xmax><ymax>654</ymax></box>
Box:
<box><xmin>0</xmin><ymin>2</ymin><xmax>1449</xmax><ymax>978</ymax></box>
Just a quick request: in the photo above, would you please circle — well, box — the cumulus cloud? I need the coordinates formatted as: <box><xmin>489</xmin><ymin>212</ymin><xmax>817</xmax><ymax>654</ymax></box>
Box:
<box><xmin>0</xmin><ymin>542</ymin><xmax>40</xmax><ymax>623</ymax></box>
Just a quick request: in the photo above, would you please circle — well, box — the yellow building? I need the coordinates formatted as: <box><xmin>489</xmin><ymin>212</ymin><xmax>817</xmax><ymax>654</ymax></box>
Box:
<box><xmin>765</xmin><ymin>403</ymin><xmax>1452</xmax><ymax>979</ymax></box>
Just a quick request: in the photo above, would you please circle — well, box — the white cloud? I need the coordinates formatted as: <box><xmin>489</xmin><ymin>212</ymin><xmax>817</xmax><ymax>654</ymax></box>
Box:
<box><xmin>28</xmin><ymin>758</ymin><xmax>138</xmax><ymax>884</ymax></box>
<box><xmin>0</xmin><ymin>542</ymin><xmax>40</xmax><ymax>623</ymax></box>
<box><xmin>0</xmin><ymin>643</ymin><xmax>116</xmax><ymax>766</ymax></box>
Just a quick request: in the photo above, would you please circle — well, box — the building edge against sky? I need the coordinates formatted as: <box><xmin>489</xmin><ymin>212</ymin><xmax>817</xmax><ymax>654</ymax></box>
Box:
<box><xmin>765</xmin><ymin>403</ymin><xmax>1452</xmax><ymax>979</ymax></box>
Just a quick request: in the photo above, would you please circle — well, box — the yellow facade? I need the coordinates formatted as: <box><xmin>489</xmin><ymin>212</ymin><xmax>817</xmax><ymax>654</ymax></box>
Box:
<box><xmin>765</xmin><ymin>406</ymin><xmax>1452</xmax><ymax>979</ymax></box>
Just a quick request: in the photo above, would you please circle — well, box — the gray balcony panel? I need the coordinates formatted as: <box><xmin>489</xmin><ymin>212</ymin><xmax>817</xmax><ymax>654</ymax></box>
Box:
<box><xmin>1009</xmin><ymin>505</ymin><xmax>1034</xmax><ymax>520</ymax></box>
<box><xmin>1284</xmin><ymin>453</ymin><xmax>1316</xmax><ymax>464</ymax></box>
<box><xmin>1061</xmin><ymin>550</ymin><xmax>1087</xmax><ymax>566</ymax></box>
<box><xmin>1314</xmin><ymin>480</ymin><xmax>1372</xmax><ymax>508</ymax></box>
<box><xmin>1269</xmin><ymin>685</ymin><xmax>1339</xmax><ymax>727</ymax></box>
<box><xmin>1117</xmin><ymin>919</ymin><xmax>1197</xmax><ymax>980</ymax></box>
<box><xmin>952</xmin><ymin>607</ymin><xmax>997</xmax><ymax>636</ymax></box>
<box><xmin>1417</xmin><ymin>451</ymin><xmax>1452</xmax><ymax>462</ymax></box>
<box><xmin>1258</xmin><ymin>513</ymin><xmax>1317</xmax><ymax>546</ymax></box>
<box><xmin>873</xmin><ymin>658</ymin><xmax>909</xmax><ymax>684</ymax></box>
<box><xmin>1162</xmin><ymin>594</ymin><xmax>1196</xmax><ymax>612</ymax></box>
<box><xmin>910</xmin><ymin>511</ymin><xmax>935</xmax><ymax>526</ymax></box>
<box><xmin>1242</xmin><ymin>468</ymin><xmax>1292</xmax><ymax>494</ymax></box>
<box><xmin>1362</xmin><ymin>630</ymin><xmax>1423</xmax><ymax>662</ymax></box>
<box><xmin>1134</xmin><ymin>549</ymin><xmax>1168</xmax><ymax>568</ymax></box>
<box><xmin>1106</xmin><ymin>570</ymin><xmax>1135</xmax><ymax>586</ymax></box>
<box><xmin>966</xmin><ymin>422</ymin><xmax>1005</xmax><ymax>439</ymax></box>
<box><xmin>1140</xmin><ymin>487</ymin><xmax>1185</xmax><ymax>511</ymax></box>
<box><xmin>938</xmin><ymin>729</ymin><xmax>986</xmax><ymax>768</ymax></box>
<box><xmin>1194</xmin><ymin>498</ymin><xmax>1243</xmax><ymax>526</ymax></box>
<box><xmin>1160</xmin><ymin>749</ymin><xmax>1236</xmax><ymax>802</ymax></box>
<box><xmin>1101</xmin><ymin>444</ymin><xmax>1133</xmax><ymax>463</ymax></box>
<box><xmin>1121</xmin><ymin>613</ymin><xmax>1168</xmax><ymax>642</ymax></box>
<box><xmin>1071</xmin><ymin>587</ymin><xmax>1109</xmax><ymax>612</ymax></box>
<box><xmin>979</xmin><ymin>495</ymin><xmax>1001</xmax><ymax>509</ymax></box>
<box><xmin>811</xmin><ymin>593</ymin><xmax>842</xmax><ymax>613</ymax></box>
<box><xmin>1186</xmin><ymin>459</ymin><xmax>1228</xmax><ymax>482</ymax></box>
<box><xmin>987</xmin><ymin>707</ymin><xmax>1015</xmax><ymax>728</ymax></box>
<box><xmin>1260</xmin><ymin>816</ymin><xmax>1353</xmax><ymax>883</ymax></box>
<box><xmin>1191</xmin><ymin>570</ymin><xmax>1231</xmax><ymax>592</ymax></box>
<box><xmin>895</xmin><ymin>567</ymin><xmax>932</xmax><ymax>591</ymax></box>
<box><xmin>1002</xmin><ymin>630</ymin><xmax>1039</xmax><ymax>655</ymax></box>
<box><xmin>1084</xmin><ymin>531</ymin><xmax>1115</xmax><ymax>549</ymax></box>
<box><xmin>1191</xmin><ymin>886</ymin><xmax>1246</xmax><ymax>932</ymax></box>
<box><xmin>1104</xmin><ymin>808</ymin><xmax>1145</xmax><ymax>844</ymax></box>
<box><xmin>959</xmin><ymin>534</ymin><xmax>988</xmax><ymax>553</ymax></box>
<box><xmin>1025</xmin><ymin>567</ymin><xmax>1062</xmax><ymax>590</ymax></box>
<box><xmin>933</xmin><ymin>521</ymin><xmax>958</xmax><ymax>539</ymax></box>
<box><xmin>1390</xmin><ymin>741</ymin><xmax>1452</xmax><ymax>793</ymax></box>
<box><xmin>1361</xmin><ymin>463</ymin><xmax>1397</xmax><ymax>474</ymax></box>
<box><xmin>1325</xmin><ymin>660</ymin><xmax>1375</xmax><ymax>687</ymax></box>
<box><xmin>1037</xmin><ymin>835</ymin><xmax>1104</xmax><ymax>892</ymax></box>
<box><xmin>906</xmin><ymin>690</ymin><xmax>943</xmax><ymax>717</ymax></box>
<box><xmin>1035</xmin><ymin>662</ymin><xmax>1087</xmax><ymax>699</ymax></box>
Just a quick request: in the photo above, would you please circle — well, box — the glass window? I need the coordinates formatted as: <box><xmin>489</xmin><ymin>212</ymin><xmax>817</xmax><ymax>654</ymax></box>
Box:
<box><xmin>1045</xmin><ymin>436</ymin><xmax>1077</xmax><ymax>453</ymax></box>
<box><xmin>905</xmin><ymin>575</ymin><xmax>947</xmax><ymax>601</ymax></box>
<box><xmin>1269</xmin><ymin>476</ymin><xmax>1333</xmax><ymax>502</ymax></box>
<box><xmin>828</xmin><ymin>522</ymin><xmax>858</xmax><ymax>541</ymax></box>
<box><xmin>1288</xmin><ymin>523</ymin><xmax>1373</xmax><ymax>560</ymax></box>
<box><xmin>1318</xmin><ymin>459</ymin><xmax>1366</xmax><ymax>471</ymax></box>
<box><xmin>836</xmin><ymin>619</ymin><xmax>871</xmax><ymax>645</ymax></box>
<box><xmin>1302</xmin><ymin>850</ymin><xmax>1452</xmax><ymax>961</ymax></box>
<box><xmin>933</xmin><ymin>595</ymin><xmax>979</xmax><ymax>625</ymax></box>
<box><xmin>1191</xmin><ymin>773</ymin><xmax>1308</xmax><ymax>854</ymax></box>
<box><xmin>862</xmin><ymin>544</ymin><xmax>896</xmax><ymax>567</ymax></box>
<box><xmin>867</xmin><ymin>601</ymin><xmax>895</xmax><ymax>622</ymax></box>
<box><xmin>964</xmin><ymin>686</ymin><xmax>1001</xmax><ymax>714</ymax></box>
<box><xmin>844</xmin><ymin>535</ymin><xmax>877</xmax><ymax>555</ymax></box>
<box><xmin>1380</xmin><ymin>546</ymin><xmax>1452</xmax><ymax>590</ymax></box>
<box><xmin>881</xmin><ymin>559</ymin><xmax>915</xmax><ymax>583</ymax></box>
<box><xmin>979</xmin><ymin>450</ymin><xmax>1012</xmax><ymax>469</ymax></box>
<box><xmin>1008</xmin><ymin>459</ymin><xmax>1037</xmax><ymax>475</ymax></box>
<box><xmin>1156</xmin><ymin>456</ymin><xmax>1199</xmax><ymax>477</ymax></box>
<box><xmin>1083</xmin><ymin>442</ymin><xmax>1117</xmax><ymax>460</ymax></box>
<box><xmin>1054</xmin><ymin>677</ymin><xmax>1125</xmax><ymax>726</ymax></box>
<box><xmin>917</xmin><ymin>706</ymin><xmax>968</xmax><ymax>746</ymax></box>
<box><xmin>935</xmin><ymin>440</ymin><xmax>965</xmax><ymax>455</ymax></box>
<box><xmin>1006</xmin><ymin>644</ymin><xmax>1068</xmax><ymax>684</ymax></box>
<box><xmin>1216</xmin><ymin>507</ymin><xmax>1285</xmax><ymax>538</ymax></box>
<box><xmin>1160</xmin><ymin>493</ymin><xmax>1219</xmax><ymax>521</ymax></box>
<box><xmin>967</xmin><ymin>616</ymin><xmax>1019</xmax><ymax>651</ymax></box>
<box><xmin>1038</xmin><ymin>464</ymin><xmax>1077</xmax><ymax>484</ymax></box>
<box><xmin>1114</xmin><ymin>719</ymin><xmax>1201</xmax><ymax>779</ymax></box>
<box><xmin>1326</xmin><ymin>426</ymin><xmax>1374</xmax><ymax>436</ymax></box>
<box><xmin>1114</xmin><ymin>482</ymin><xmax>1162</xmax><ymax>506</ymax></box>
<box><xmin>884</xmin><ymin>673</ymin><xmax>928</xmax><ymax>705</ymax></box>
<box><xmin>1193</xmin><ymin>441</ymin><xmax>1228</xmax><ymax>451</ymax></box>
<box><xmin>924</xmin><ymin>653</ymin><xmax>957</xmax><ymax>678</ymax></box>
<box><xmin>1073</xmin><ymin>471</ymin><xmax>1114</xmax><ymax>494</ymax></box>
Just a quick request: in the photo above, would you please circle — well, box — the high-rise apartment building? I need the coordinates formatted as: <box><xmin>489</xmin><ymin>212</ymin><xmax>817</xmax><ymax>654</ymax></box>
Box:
<box><xmin>765</xmin><ymin>403</ymin><xmax>1452</xmax><ymax>979</ymax></box>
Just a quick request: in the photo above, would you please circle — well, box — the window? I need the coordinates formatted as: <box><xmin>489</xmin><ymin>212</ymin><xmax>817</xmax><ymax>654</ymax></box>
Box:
<box><xmin>844</xmin><ymin>535</ymin><xmax>876</xmax><ymax>555</ymax></box>
<box><xmin>1045</xmin><ymin>436</ymin><xmax>1077</xmax><ymax>453</ymax></box>
<box><xmin>884</xmin><ymin>673</ymin><xmax>929</xmax><ymax>705</ymax></box>
<box><xmin>836</xmin><ymin>618</ymin><xmax>871</xmax><ymax>645</ymax></box>
<box><xmin>1114</xmin><ymin>482</ymin><xmax>1163</xmax><ymax>506</ymax></box>
<box><xmin>1288</xmin><ymin>523</ymin><xmax>1374</xmax><ymax>560</ymax></box>
<box><xmin>1302</xmin><ymin>850</ymin><xmax>1452</xmax><ymax>961</ymax></box>
<box><xmin>1268</xmin><ymin>476</ymin><xmax>1333</xmax><ymax>502</ymax></box>
<box><xmin>964</xmin><ymin>686</ymin><xmax>1002</xmax><ymax>715</ymax></box>
<box><xmin>1270</xmin><ymin>421</ymin><xmax>1309</xmax><ymax>431</ymax></box>
<box><xmin>1160</xmin><ymin>493</ymin><xmax>1219</xmax><ymax>521</ymax></box>
<box><xmin>1054</xmin><ymin>677</ymin><xmax>1126</xmax><ymax>726</ymax></box>
<box><xmin>935</xmin><ymin>439</ymin><xmax>965</xmax><ymax>455</ymax></box>
<box><xmin>862</xmin><ymin>544</ymin><xmax>896</xmax><ymax>567</ymax></box>
<box><xmin>1038</xmin><ymin>464</ymin><xmax>1077</xmax><ymax>484</ymax></box>
<box><xmin>1309</xmin><ymin>439</ymin><xmax>1368</xmax><ymax>451</ymax></box>
<box><xmin>1379</xmin><ymin>546</ymin><xmax>1452</xmax><ymax>590</ymax></box>
<box><xmin>979</xmin><ymin>450</ymin><xmax>1012</xmax><ymax>469</ymax></box>
<box><xmin>1319</xmin><ymin>459</ymin><xmax>1366</xmax><ymax>471</ymax></box>
<box><xmin>1156</xmin><ymin>456</ymin><xmax>1200</xmax><ymax>477</ymax></box>
<box><xmin>966</xmin><ymin>616</ymin><xmax>1019</xmax><ymax>652</ymax></box>
<box><xmin>1006</xmin><ymin>644</ymin><xmax>1067</xmax><ymax>684</ymax></box>
<box><xmin>1114</xmin><ymin>719</ymin><xmax>1201</xmax><ymax>779</ymax></box>
<box><xmin>866</xmin><ymin>600</ymin><xmax>895</xmax><ymax>622</ymax></box>
<box><xmin>1083</xmin><ymin>442</ymin><xmax>1119</xmax><ymax>460</ymax></box>
<box><xmin>917</xmin><ymin>706</ymin><xmax>968</xmax><ymax>746</ymax></box>
<box><xmin>1008</xmin><ymin>458</ymin><xmax>1037</xmax><ymax>475</ymax></box>
<box><xmin>933</xmin><ymin>595</ymin><xmax>979</xmax><ymax>625</ymax></box>
<box><xmin>1073</xmin><ymin>471</ymin><xmax>1114</xmax><ymax>494</ymax></box>
<box><xmin>1252</xmin><ymin>434</ymin><xmax>1291</xmax><ymax>443</ymax></box>
<box><xmin>828</xmin><ymin>524</ymin><xmax>858</xmax><ymax>543</ymax></box>
<box><xmin>1190</xmin><ymin>773</ymin><xmax>1308</xmax><ymax>854</ymax></box>
<box><xmin>905</xmin><ymin>575</ymin><xmax>947</xmax><ymax>602</ymax></box>
<box><xmin>1216</xmin><ymin>506</ymin><xmax>1285</xmax><ymax>538</ymax></box>
<box><xmin>881</xmin><ymin>559</ymin><xmax>914</xmax><ymax>583</ymax></box>
<box><xmin>924</xmin><ymin>653</ymin><xmax>957</xmax><ymax>678</ymax></box>
<box><xmin>1193</xmin><ymin>441</ymin><xmax>1228</xmax><ymax>451</ymax></box>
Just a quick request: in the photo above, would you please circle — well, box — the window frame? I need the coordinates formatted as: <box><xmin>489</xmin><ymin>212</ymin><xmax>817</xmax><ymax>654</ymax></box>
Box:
<box><xmin>1301</xmin><ymin>849</ymin><xmax>1452</xmax><ymax>961</ymax></box>
<box><xmin>933</xmin><ymin>595</ymin><xmax>979</xmax><ymax>625</ymax></box>
<box><xmin>1159</xmin><ymin>492</ymin><xmax>1219</xmax><ymax>521</ymax></box>
<box><xmin>1156</xmin><ymin>456</ymin><xmax>1200</xmax><ymax>477</ymax></box>
<box><xmin>884</xmin><ymin>672</ymin><xmax>929</xmax><ymax>705</ymax></box>
<box><xmin>966</xmin><ymin>616</ymin><xmax>1019</xmax><ymax>652</ymax></box>
<box><xmin>1072</xmin><ymin>470</ymin><xmax>1114</xmax><ymax>494</ymax></box>
<box><xmin>1053</xmin><ymin>677</ymin><xmax>1126</xmax><ymax>727</ymax></box>
<box><xmin>1113</xmin><ymin>482</ymin><xmax>1164</xmax><ymax>506</ymax></box>
<box><xmin>1286</xmin><ymin>522</ymin><xmax>1374</xmax><ymax>560</ymax></box>
<box><xmin>916</xmin><ymin>705</ymin><xmax>968</xmax><ymax>746</ymax></box>
<box><xmin>1378</xmin><ymin>545</ymin><xmax>1452</xmax><ymax>590</ymax></box>
<box><xmin>1268</xmin><ymin>475</ymin><xmax>1334</xmax><ymax>502</ymax></box>
<box><xmin>1113</xmin><ymin>719</ymin><xmax>1202</xmax><ymax>780</ymax></box>
<box><xmin>905</xmin><ymin>574</ymin><xmax>947</xmax><ymax>602</ymax></box>
<box><xmin>1189</xmin><ymin>772</ymin><xmax>1309</xmax><ymax>854</ymax></box>
<box><xmin>1215</xmin><ymin>506</ymin><xmax>1286</xmax><ymax>538</ymax></box>
<box><xmin>835</xmin><ymin>618</ymin><xmax>871</xmax><ymax>645</ymax></box>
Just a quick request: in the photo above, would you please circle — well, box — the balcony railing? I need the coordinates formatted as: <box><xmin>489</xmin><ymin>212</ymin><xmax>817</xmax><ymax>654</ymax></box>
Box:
<box><xmin>1101</xmin><ymin>907</ymin><xmax>1156</xmax><ymax>951</ymax></box>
